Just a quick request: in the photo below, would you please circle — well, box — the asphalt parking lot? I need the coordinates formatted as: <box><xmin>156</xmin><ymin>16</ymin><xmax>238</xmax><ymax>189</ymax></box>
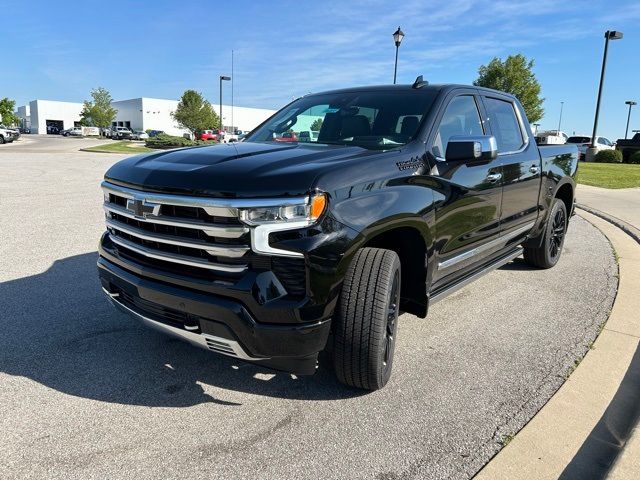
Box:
<box><xmin>0</xmin><ymin>138</ymin><xmax>618</xmax><ymax>480</ymax></box>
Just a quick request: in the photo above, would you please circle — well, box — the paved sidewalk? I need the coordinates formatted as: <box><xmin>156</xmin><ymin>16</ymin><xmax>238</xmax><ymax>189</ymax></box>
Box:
<box><xmin>577</xmin><ymin>184</ymin><xmax>640</xmax><ymax>229</ymax></box>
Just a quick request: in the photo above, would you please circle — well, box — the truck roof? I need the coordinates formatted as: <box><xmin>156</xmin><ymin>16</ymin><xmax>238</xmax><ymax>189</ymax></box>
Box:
<box><xmin>309</xmin><ymin>83</ymin><xmax>517</xmax><ymax>100</ymax></box>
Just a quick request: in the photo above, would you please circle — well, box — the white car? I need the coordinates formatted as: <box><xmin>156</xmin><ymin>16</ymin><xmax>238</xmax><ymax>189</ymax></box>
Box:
<box><xmin>0</xmin><ymin>126</ymin><xmax>15</xmax><ymax>144</ymax></box>
<box><xmin>535</xmin><ymin>130</ymin><xmax>568</xmax><ymax>145</ymax></box>
<box><xmin>130</xmin><ymin>130</ymin><xmax>149</xmax><ymax>140</ymax></box>
<box><xmin>566</xmin><ymin>135</ymin><xmax>614</xmax><ymax>161</ymax></box>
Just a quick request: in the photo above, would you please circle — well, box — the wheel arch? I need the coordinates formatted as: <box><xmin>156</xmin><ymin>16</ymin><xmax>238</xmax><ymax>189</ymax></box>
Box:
<box><xmin>356</xmin><ymin>222</ymin><xmax>430</xmax><ymax>318</ymax></box>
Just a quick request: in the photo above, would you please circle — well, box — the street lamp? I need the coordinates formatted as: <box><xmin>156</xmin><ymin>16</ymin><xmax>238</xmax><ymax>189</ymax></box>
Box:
<box><xmin>624</xmin><ymin>100</ymin><xmax>637</xmax><ymax>139</ymax></box>
<box><xmin>392</xmin><ymin>26</ymin><xmax>404</xmax><ymax>84</ymax></box>
<box><xmin>533</xmin><ymin>123</ymin><xmax>540</xmax><ymax>135</ymax></box>
<box><xmin>588</xmin><ymin>30</ymin><xmax>623</xmax><ymax>159</ymax></box>
<box><xmin>557</xmin><ymin>101</ymin><xmax>564</xmax><ymax>134</ymax></box>
<box><xmin>219</xmin><ymin>75</ymin><xmax>231</xmax><ymax>132</ymax></box>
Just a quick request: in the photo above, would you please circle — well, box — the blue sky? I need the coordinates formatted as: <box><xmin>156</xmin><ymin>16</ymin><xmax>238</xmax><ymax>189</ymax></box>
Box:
<box><xmin>3</xmin><ymin>0</ymin><xmax>639</xmax><ymax>140</ymax></box>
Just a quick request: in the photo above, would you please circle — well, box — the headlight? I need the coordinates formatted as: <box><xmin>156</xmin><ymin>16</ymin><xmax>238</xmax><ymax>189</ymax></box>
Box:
<box><xmin>239</xmin><ymin>193</ymin><xmax>327</xmax><ymax>226</ymax></box>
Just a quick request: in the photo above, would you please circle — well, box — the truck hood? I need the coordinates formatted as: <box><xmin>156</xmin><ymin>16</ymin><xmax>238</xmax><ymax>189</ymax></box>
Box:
<box><xmin>104</xmin><ymin>141</ymin><xmax>382</xmax><ymax>198</ymax></box>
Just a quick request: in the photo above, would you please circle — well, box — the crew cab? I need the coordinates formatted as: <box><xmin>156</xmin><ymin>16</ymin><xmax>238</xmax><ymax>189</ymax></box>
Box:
<box><xmin>98</xmin><ymin>81</ymin><xmax>578</xmax><ymax>390</ymax></box>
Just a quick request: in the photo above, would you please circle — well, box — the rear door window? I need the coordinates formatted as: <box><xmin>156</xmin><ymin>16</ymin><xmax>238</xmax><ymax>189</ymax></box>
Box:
<box><xmin>484</xmin><ymin>97</ymin><xmax>525</xmax><ymax>153</ymax></box>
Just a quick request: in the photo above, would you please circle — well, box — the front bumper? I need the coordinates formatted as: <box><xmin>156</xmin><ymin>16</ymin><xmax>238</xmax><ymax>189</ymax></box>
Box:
<box><xmin>98</xmin><ymin>256</ymin><xmax>331</xmax><ymax>375</ymax></box>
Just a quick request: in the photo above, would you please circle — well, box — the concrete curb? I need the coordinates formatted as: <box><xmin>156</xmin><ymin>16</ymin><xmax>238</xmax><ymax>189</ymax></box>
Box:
<box><xmin>576</xmin><ymin>203</ymin><xmax>640</xmax><ymax>244</ymax></box>
<box><xmin>474</xmin><ymin>211</ymin><xmax>640</xmax><ymax>480</ymax></box>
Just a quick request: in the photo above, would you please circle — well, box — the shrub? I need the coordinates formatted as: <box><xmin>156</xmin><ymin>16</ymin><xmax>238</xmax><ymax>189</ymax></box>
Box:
<box><xmin>145</xmin><ymin>133</ymin><xmax>210</xmax><ymax>149</ymax></box>
<box><xmin>628</xmin><ymin>151</ymin><xmax>640</xmax><ymax>164</ymax></box>
<box><xmin>593</xmin><ymin>149</ymin><xmax>622</xmax><ymax>163</ymax></box>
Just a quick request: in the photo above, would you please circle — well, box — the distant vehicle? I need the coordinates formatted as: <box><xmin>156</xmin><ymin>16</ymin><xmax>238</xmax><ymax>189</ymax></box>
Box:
<box><xmin>616</xmin><ymin>132</ymin><xmax>640</xmax><ymax>162</ymax></box>
<box><xmin>200</xmin><ymin>129</ymin><xmax>223</xmax><ymax>141</ymax></box>
<box><xmin>0</xmin><ymin>125</ymin><xmax>15</xmax><ymax>144</ymax></box>
<box><xmin>274</xmin><ymin>131</ymin><xmax>298</xmax><ymax>142</ymax></box>
<box><xmin>148</xmin><ymin>130</ymin><xmax>165</xmax><ymax>138</ymax></box>
<box><xmin>62</xmin><ymin>126</ymin><xmax>83</xmax><ymax>137</ymax></box>
<box><xmin>102</xmin><ymin>127</ymin><xmax>112</xmax><ymax>138</ymax></box>
<box><xmin>535</xmin><ymin>130</ymin><xmax>568</xmax><ymax>145</ymax></box>
<box><xmin>111</xmin><ymin>127</ymin><xmax>132</xmax><ymax>140</ymax></box>
<box><xmin>298</xmin><ymin>130</ymin><xmax>319</xmax><ymax>142</ymax></box>
<box><xmin>566</xmin><ymin>135</ymin><xmax>614</xmax><ymax>161</ymax></box>
<box><xmin>1</xmin><ymin>125</ymin><xmax>21</xmax><ymax>140</ymax></box>
<box><xmin>130</xmin><ymin>130</ymin><xmax>149</xmax><ymax>140</ymax></box>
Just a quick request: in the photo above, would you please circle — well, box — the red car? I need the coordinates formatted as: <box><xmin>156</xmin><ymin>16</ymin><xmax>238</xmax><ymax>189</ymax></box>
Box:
<box><xmin>274</xmin><ymin>132</ymin><xmax>298</xmax><ymax>142</ymax></box>
<box><xmin>200</xmin><ymin>129</ymin><xmax>224</xmax><ymax>141</ymax></box>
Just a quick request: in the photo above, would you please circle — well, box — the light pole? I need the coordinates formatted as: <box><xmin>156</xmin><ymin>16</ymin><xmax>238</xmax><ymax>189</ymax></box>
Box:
<box><xmin>392</xmin><ymin>27</ymin><xmax>404</xmax><ymax>84</ymax></box>
<box><xmin>219</xmin><ymin>75</ymin><xmax>231</xmax><ymax>132</ymax></box>
<box><xmin>533</xmin><ymin>123</ymin><xmax>540</xmax><ymax>135</ymax></box>
<box><xmin>557</xmin><ymin>101</ymin><xmax>564</xmax><ymax>134</ymax></box>
<box><xmin>624</xmin><ymin>100</ymin><xmax>636</xmax><ymax>139</ymax></box>
<box><xmin>588</xmin><ymin>30</ymin><xmax>623</xmax><ymax>160</ymax></box>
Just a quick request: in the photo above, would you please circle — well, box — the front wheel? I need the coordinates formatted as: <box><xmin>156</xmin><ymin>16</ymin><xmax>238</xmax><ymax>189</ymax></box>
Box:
<box><xmin>333</xmin><ymin>248</ymin><xmax>401</xmax><ymax>391</ymax></box>
<box><xmin>524</xmin><ymin>198</ymin><xmax>568</xmax><ymax>269</ymax></box>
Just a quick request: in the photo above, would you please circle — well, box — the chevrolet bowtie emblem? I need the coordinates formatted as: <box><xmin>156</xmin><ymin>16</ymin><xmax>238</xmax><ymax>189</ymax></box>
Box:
<box><xmin>126</xmin><ymin>198</ymin><xmax>161</xmax><ymax>218</ymax></box>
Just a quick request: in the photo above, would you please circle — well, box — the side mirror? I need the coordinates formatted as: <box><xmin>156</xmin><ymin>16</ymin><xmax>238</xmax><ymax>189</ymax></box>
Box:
<box><xmin>445</xmin><ymin>135</ymin><xmax>498</xmax><ymax>162</ymax></box>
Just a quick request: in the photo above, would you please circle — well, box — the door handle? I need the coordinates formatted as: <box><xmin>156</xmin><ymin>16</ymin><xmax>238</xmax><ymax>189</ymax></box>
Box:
<box><xmin>530</xmin><ymin>165</ymin><xmax>540</xmax><ymax>174</ymax></box>
<box><xmin>486</xmin><ymin>172</ymin><xmax>502</xmax><ymax>183</ymax></box>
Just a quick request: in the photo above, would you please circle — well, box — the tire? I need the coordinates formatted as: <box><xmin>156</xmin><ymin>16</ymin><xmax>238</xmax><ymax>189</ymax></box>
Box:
<box><xmin>333</xmin><ymin>247</ymin><xmax>401</xmax><ymax>390</ymax></box>
<box><xmin>523</xmin><ymin>198</ymin><xmax>568</xmax><ymax>269</ymax></box>
<box><xmin>0</xmin><ymin>135</ymin><xmax>4</xmax><ymax>144</ymax></box>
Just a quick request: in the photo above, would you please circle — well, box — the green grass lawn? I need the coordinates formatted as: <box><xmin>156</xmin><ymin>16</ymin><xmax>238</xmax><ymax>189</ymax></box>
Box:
<box><xmin>577</xmin><ymin>163</ymin><xmax>640</xmax><ymax>189</ymax></box>
<box><xmin>81</xmin><ymin>141</ymin><xmax>153</xmax><ymax>154</ymax></box>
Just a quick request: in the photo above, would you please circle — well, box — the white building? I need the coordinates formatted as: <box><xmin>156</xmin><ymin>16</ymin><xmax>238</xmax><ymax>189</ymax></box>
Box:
<box><xmin>16</xmin><ymin>97</ymin><xmax>275</xmax><ymax>135</ymax></box>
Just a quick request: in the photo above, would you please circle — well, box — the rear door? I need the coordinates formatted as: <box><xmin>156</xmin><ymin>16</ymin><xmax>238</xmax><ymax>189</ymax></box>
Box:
<box><xmin>429</xmin><ymin>90</ymin><xmax>504</xmax><ymax>288</ymax></box>
<box><xmin>481</xmin><ymin>95</ymin><xmax>541</xmax><ymax>238</ymax></box>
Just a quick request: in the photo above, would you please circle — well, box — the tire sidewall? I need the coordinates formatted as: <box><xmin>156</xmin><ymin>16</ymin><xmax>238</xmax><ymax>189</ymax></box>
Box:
<box><xmin>544</xmin><ymin>199</ymin><xmax>567</xmax><ymax>267</ymax></box>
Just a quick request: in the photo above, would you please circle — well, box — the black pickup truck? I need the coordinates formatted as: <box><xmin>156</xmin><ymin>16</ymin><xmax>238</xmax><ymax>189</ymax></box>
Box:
<box><xmin>98</xmin><ymin>81</ymin><xmax>578</xmax><ymax>390</ymax></box>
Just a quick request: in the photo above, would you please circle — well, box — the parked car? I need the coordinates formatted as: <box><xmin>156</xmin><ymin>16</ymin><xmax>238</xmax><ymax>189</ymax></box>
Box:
<box><xmin>535</xmin><ymin>130</ymin><xmax>568</xmax><ymax>145</ymax></box>
<box><xmin>130</xmin><ymin>130</ymin><xmax>149</xmax><ymax>141</ymax></box>
<box><xmin>200</xmin><ymin>129</ymin><xmax>223</xmax><ymax>141</ymax></box>
<box><xmin>0</xmin><ymin>125</ymin><xmax>15</xmax><ymax>143</ymax></box>
<box><xmin>615</xmin><ymin>132</ymin><xmax>640</xmax><ymax>162</ymax></box>
<box><xmin>99</xmin><ymin>81</ymin><xmax>578</xmax><ymax>390</ymax></box>
<box><xmin>566</xmin><ymin>135</ymin><xmax>614</xmax><ymax>161</ymax></box>
<box><xmin>298</xmin><ymin>130</ymin><xmax>319</xmax><ymax>142</ymax></box>
<box><xmin>274</xmin><ymin>131</ymin><xmax>298</xmax><ymax>142</ymax></box>
<box><xmin>61</xmin><ymin>126</ymin><xmax>83</xmax><ymax>137</ymax></box>
<box><xmin>111</xmin><ymin>127</ymin><xmax>132</xmax><ymax>140</ymax></box>
<box><xmin>1</xmin><ymin>125</ymin><xmax>21</xmax><ymax>140</ymax></box>
<box><xmin>148</xmin><ymin>130</ymin><xmax>165</xmax><ymax>138</ymax></box>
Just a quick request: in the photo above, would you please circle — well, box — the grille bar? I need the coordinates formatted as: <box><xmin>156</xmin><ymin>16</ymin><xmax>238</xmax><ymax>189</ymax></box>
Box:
<box><xmin>108</xmin><ymin>234</ymin><xmax>248</xmax><ymax>273</ymax></box>
<box><xmin>105</xmin><ymin>218</ymin><xmax>249</xmax><ymax>258</ymax></box>
<box><xmin>103</xmin><ymin>203</ymin><xmax>248</xmax><ymax>239</ymax></box>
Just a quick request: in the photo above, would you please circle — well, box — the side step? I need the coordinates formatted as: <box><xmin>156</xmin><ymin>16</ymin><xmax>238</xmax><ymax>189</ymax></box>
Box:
<box><xmin>429</xmin><ymin>247</ymin><xmax>523</xmax><ymax>305</ymax></box>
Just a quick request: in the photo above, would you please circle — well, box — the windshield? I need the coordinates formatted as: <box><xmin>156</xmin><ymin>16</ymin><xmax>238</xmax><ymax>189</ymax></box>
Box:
<box><xmin>567</xmin><ymin>136</ymin><xmax>590</xmax><ymax>143</ymax></box>
<box><xmin>246</xmin><ymin>90</ymin><xmax>438</xmax><ymax>150</ymax></box>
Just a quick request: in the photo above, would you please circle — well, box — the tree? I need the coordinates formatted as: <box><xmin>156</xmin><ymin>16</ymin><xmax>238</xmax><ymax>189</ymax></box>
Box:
<box><xmin>473</xmin><ymin>54</ymin><xmax>544</xmax><ymax>123</ymax></box>
<box><xmin>172</xmin><ymin>90</ymin><xmax>220</xmax><ymax>135</ymax></box>
<box><xmin>0</xmin><ymin>98</ymin><xmax>18</xmax><ymax>126</ymax></box>
<box><xmin>310</xmin><ymin>118</ymin><xmax>323</xmax><ymax>131</ymax></box>
<box><xmin>80</xmin><ymin>87</ymin><xmax>118</xmax><ymax>130</ymax></box>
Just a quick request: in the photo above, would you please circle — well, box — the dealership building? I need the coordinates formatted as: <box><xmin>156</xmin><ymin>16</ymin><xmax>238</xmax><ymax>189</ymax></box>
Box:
<box><xmin>16</xmin><ymin>97</ymin><xmax>275</xmax><ymax>135</ymax></box>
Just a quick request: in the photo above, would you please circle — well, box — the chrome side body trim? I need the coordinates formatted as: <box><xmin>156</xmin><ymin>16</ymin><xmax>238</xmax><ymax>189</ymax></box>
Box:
<box><xmin>431</xmin><ymin>247</ymin><xmax>523</xmax><ymax>304</ymax></box>
<box><xmin>108</xmin><ymin>234</ymin><xmax>248</xmax><ymax>273</ymax></box>
<box><xmin>103</xmin><ymin>287</ymin><xmax>264</xmax><ymax>360</ymax></box>
<box><xmin>437</xmin><ymin>222</ymin><xmax>534</xmax><ymax>270</ymax></box>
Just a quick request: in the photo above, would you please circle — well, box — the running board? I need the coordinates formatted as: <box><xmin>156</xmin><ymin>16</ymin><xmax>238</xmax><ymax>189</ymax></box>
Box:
<box><xmin>429</xmin><ymin>247</ymin><xmax>523</xmax><ymax>305</ymax></box>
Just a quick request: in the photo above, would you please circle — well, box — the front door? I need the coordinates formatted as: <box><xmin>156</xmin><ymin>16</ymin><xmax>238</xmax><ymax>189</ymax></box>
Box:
<box><xmin>428</xmin><ymin>92</ymin><xmax>504</xmax><ymax>290</ymax></box>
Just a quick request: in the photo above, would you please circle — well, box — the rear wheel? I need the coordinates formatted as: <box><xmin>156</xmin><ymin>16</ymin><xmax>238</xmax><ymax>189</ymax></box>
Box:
<box><xmin>333</xmin><ymin>248</ymin><xmax>401</xmax><ymax>391</ymax></box>
<box><xmin>524</xmin><ymin>198</ymin><xmax>568</xmax><ymax>269</ymax></box>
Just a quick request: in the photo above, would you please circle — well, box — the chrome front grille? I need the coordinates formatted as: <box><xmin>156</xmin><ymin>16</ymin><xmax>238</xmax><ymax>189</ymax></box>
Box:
<box><xmin>102</xmin><ymin>182</ymin><xmax>251</xmax><ymax>274</ymax></box>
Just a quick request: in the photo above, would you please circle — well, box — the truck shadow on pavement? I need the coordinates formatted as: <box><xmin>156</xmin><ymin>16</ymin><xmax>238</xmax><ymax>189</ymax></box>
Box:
<box><xmin>0</xmin><ymin>253</ymin><xmax>365</xmax><ymax>406</ymax></box>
